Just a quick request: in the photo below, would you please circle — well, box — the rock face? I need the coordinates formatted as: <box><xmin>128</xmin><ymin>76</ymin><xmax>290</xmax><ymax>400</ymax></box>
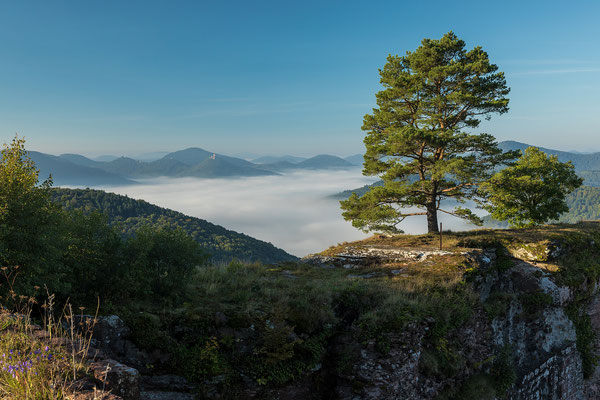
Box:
<box><xmin>74</xmin><ymin>315</ymin><xmax>195</xmax><ymax>400</ymax></box>
<box><xmin>480</xmin><ymin>259</ymin><xmax>584</xmax><ymax>400</ymax></box>
<box><xmin>585</xmin><ymin>295</ymin><xmax>600</xmax><ymax>400</ymax></box>
<box><xmin>334</xmin><ymin>325</ymin><xmax>432</xmax><ymax>399</ymax></box>
<box><xmin>301</xmin><ymin>241</ymin><xmax>594</xmax><ymax>400</ymax></box>
<box><xmin>91</xmin><ymin>359</ymin><xmax>141</xmax><ymax>400</ymax></box>
<box><xmin>78</xmin><ymin>315</ymin><xmax>152</xmax><ymax>374</ymax></box>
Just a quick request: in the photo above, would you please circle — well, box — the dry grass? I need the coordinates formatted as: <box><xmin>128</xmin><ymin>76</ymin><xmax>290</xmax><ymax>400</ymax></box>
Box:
<box><xmin>319</xmin><ymin>222</ymin><xmax>600</xmax><ymax>257</ymax></box>
<box><xmin>0</xmin><ymin>289</ymin><xmax>99</xmax><ymax>399</ymax></box>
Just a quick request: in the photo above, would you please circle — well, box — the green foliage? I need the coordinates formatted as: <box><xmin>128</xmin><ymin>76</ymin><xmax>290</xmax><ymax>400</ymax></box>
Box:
<box><xmin>58</xmin><ymin>210</ymin><xmax>124</xmax><ymax>304</ymax></box>
<box><xmin>559</xmin><ymin>186</ymin><xmax>600</xmax><ymax>223</ymax></box>
<box><xmin>489</xmin><ymin>344</ymin><xmax>516</xmax><ymax>398</ymax></box>
<box><xmin>0</xmin><ymin>138</ymin><xmax>210</xmax><ymax>309</ymax></box>
<box><xmin>481</xmin><ymin>147</ymin><xmax>583</xmax><ymax>228</ymax></box>
<box><xmin>519</xmin><ymin>290</ymin><xmax>553</xmax><ymax>318</ymax></box>
<box><xmin>0</xmin><ymin>137</ymin><xmax>62</xmax><ymax>293</ymax></box>
<box><xmin>483</xmin><ymin>292</ymin><xmax>514</xmax><ymax>319</ymax></box>
<box><xmin>0</xmin><ymin>307</ymin><xmax>98</xmax><ymax>399</ymax></box>
<box><xmin>124</xmin><ymin>226</ymin><xmax>208</xmax><ymax>299</ymax></box>
<box><xmin>341</xmin><ymin>31</ymin><xmax>516</xmax><ymax>233</ymax></box>
<box><xmin>436</xmin><ymin>344</ymin><xmax>515</xmax><ymax>400</ymax></box>
<box><xmin>176</xmin><ymin>337</ymin><xmax>227</xmax><ymax>382</ymax></box>
<box><xmin>50</xmin><ymin>187</ymin><xmax>296</xmax><ymax>264</ymax></box>
<box><xmin>566</xmin><ymin>303</ymin><xmax>598</xmax><ymax>378</ymax></box>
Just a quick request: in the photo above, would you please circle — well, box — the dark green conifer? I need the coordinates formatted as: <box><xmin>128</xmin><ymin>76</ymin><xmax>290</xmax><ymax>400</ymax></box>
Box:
<box><xmin>342</xmin><ymin>32</ymin><xmax>516</xmax><ymax>233</ymax></box>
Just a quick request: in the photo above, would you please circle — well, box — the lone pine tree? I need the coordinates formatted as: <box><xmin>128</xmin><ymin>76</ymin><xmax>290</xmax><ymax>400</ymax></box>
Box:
<box><xmin>341</xmin><ymin>32</ymin><xmax>517</xmax><ymax>234</ymax></box>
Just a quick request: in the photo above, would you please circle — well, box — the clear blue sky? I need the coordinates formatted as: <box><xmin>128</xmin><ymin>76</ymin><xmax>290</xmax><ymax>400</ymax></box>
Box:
<box><xmin>1</xmin><ymin>0</ymin><xmax>598</xmax><ymax>157</ymax></box>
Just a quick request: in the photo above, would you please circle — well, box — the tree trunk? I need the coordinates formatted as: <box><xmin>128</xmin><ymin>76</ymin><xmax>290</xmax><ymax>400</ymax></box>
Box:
<box><xmin>426</xmin><ymin>200</ymin><xmax>439</xmax><ymax>233</ymax></box>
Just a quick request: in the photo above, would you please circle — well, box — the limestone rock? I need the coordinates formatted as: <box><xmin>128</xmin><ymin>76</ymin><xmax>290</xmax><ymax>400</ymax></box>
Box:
<box><xmin>91</xmin><ymin>359</ymin><xmax>141</xmax><ymax>400</ymax></box>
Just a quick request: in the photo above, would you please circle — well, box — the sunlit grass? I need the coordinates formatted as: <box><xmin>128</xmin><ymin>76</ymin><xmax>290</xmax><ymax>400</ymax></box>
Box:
<box><xmin>0</xmin><ymin>296</ymin><xmax>98</xmax><ymax>399</ymax></box>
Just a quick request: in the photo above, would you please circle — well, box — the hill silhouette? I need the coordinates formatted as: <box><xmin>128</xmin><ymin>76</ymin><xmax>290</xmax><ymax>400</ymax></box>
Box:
<box><xmin>29</xmin><ymin>151</ymin><xmax>135</xmax><ymax>186</ymax></box>
<box><xmin>50</xmin><ymin>187</ymin><xmax>297</xmax><ymax>263</ymax></box>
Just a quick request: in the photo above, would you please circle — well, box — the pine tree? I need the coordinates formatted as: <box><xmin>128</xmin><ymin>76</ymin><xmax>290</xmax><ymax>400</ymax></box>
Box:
<box><xmin>341</xmin><ymin>32</ymin><xmax>516</xmax><ymax>233</ymax></box>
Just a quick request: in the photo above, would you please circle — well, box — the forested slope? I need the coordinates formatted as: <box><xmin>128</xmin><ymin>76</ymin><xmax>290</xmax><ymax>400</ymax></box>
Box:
<box><xmin>50</xmin><ymin>188</ymin><xmax>297</xmax><ymax>263</ymax></box>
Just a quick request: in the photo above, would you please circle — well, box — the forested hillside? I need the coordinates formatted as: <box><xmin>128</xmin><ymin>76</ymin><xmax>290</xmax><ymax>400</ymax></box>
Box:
<box><xmin>554</xmin><ymin>186</ymin><xmax>600</xmax><ymax>223</ymax></box>
<box><xmin>50</xmin><ymin>188</ymin><xmax>297</xmax><ymax>263</ymax></box>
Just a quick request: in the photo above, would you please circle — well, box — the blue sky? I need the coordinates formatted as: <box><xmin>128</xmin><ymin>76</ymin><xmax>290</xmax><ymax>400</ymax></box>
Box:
<box><xmin>0</xmin><ymin>0</ymin><xmax>598</xmax><ymax>157</ymax></box>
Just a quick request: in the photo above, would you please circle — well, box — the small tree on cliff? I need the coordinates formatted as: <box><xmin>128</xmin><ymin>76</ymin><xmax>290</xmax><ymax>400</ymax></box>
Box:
<box><xmin>0</xmin><ymin>136</ymin><xmax>60</xmax><ymax>292</ymax></box>
<box><xmin>480</xmin><ymin>147</ymin><xmax>583</xmax><ymax>228</ymax></box>
<box><xmin>341</xmin><ymin>32</ymin><xmax>517</xmax><ymax>234</ymax></box>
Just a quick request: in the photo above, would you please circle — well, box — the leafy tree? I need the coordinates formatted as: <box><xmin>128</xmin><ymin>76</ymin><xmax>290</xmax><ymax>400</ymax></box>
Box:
<box><xmin>481</xmin><ymin>147</ymin><xmax>583</xmax><ymax>228</ymax></box>
<box><xmin>58</xmin><ymin>210</ymin><xmax>124</xmax><ymax>304</ymax></box>
<box><xmin>124</xmin><ymin>226</ymin><xmax>208</xmax><ymax>300</ymax></box>
<box><xmin>341</xmin><ymin>32</ymin><xmax>516</xmax><ymax>234</ymax></box>
<box><xmin>0</xmin><ymin>136</ymin><xmax>61</xmax><ymax>292</ymax></box>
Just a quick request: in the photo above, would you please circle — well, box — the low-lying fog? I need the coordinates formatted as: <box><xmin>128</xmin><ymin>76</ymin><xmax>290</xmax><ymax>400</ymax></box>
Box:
<box><xmin>104</xmin><ymin>169</ymin><xmax>480</xmax><ymax>257</ymax></box>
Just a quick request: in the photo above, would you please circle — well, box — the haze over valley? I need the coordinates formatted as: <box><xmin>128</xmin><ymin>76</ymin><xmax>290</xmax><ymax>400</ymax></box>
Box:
<box><xmin>33</xmin><ymin>139</ymin><xmax>600</xmax><ymax>257</ymax></box>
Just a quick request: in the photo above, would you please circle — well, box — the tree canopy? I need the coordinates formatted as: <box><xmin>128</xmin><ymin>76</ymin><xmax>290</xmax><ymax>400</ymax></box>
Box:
<box><xmin>0</xmin><ymin>136</ymin><xmax>209</xmax><ymax>306</ymax></box>
<box><xmin>0</xmin><ymin>136</ymin><xmax>59</xmax><ymax>291</ymax></box>
<box><xmin>481</xmin><ymin>147</ymin><xmax>583</xmax><ymax>228</ymax></box>
<box><xmin>341</xmin><ymin>32</ymin><xmax>516</xmax><ymax>234</ymax></box>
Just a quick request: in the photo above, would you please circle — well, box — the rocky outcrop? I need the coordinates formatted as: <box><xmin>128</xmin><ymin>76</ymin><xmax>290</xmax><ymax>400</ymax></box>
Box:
<box><xmin>75</xmin><ymin>315</ymin><xmax>196</xmax><ymax>400</ymax></box>
<box><xmin>300</xmin><ymin>239</ymin><xmax>597</xmax><ymax>399</ymax></box>
<box><xmin>78</xmin><ymin>315</ymin><xmax>153</xmax><ymax>374</ymax></box>
<box><xmin>303</xmin><ymin>246</ymin><xmax>456</xmax><ymax>267</ymax></box>
<box><xmin>91</xmin><ymin>359</ymin><xmax>141</xmax><ymax>400</ymax></box>
<box><xmin>80</xmin><ymin>234</ymin><xmax>600</xmax><ymax>399</ymax></box>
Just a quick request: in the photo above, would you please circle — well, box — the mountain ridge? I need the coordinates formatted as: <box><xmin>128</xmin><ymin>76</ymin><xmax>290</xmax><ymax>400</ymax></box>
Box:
<box><xmin>50</xmin><ymin>187</ymin><xmax>298</xmax><ymax>263</ymax></box>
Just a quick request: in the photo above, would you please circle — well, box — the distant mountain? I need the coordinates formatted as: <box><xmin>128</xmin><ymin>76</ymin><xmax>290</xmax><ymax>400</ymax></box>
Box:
<box><xmin>258</xmin><ymin>154</ymin><xmax>356</xmax><ymax>172</ymax></box>
<box><xmin>29</xmin><ymin>152</ymin><xmax>135</xmax><ymax>187</ymax></box>
<box><xmin>578</xmin><ymin>171</ymin><xmax>600</xmax><ymax>187</ymax></box>
<box><xmin>146</xmin><ymin>158</ymin><xmax>190</xmax><ymax>176</ymax></box>
<box><xmin>132</xmin><ymin>151</ymin><xmax>170</xmax><ymax>162</ymax></box>
<box><xmin>330</xmin><ymin>180</ymin><xmax>384</xmax><ymax>200</ymax></box>
<box><xmin>156</xmin><ymin>148</ymin><xmax>276</xmax><ymax>177</ymax></box>
<box><xmin>93</xmin><ymin>153</ymin><xmax>170</xmax><ymax>162</ymax></box>
<box><xmin>94</xmin><ymin>155</ymin><xmax>119</xmax><ymax>162</ymax></box>
<box><xmin>180</xmin><ymin>157</ymin><xmax>276</xmax><ymax>178</ymax></box>
<box><xmin>344</xmin><ymin>154</ymin><xmax>364</xmax><ymax>166</ymax></box>
<box><xmin>59</xmin><ymin>153</ymin><xmax>103</xmax><ymax>168</ymax></box>
<box><xmin>98</xmin><ymin>157</ymin><xmax>148</xmax><ymax>176</ymax></box>
<box><xmin>53</xmin><ymin>148</ymin><xmax>278</xmax><ymax>181</ymax></box>
<box><xmin>252</xmin><ymin>155</ymin><xmax>306</xmax><ymax>164</ymax></box>
<box><xmin>259</xmin><ymin>160</ymin><xmax>298</xmax><ymax>171</ymax></box>
<box><xmin>94</xmin><ymin>156</ymin><xmax>189</xmax><ymax>177</ymax></box>
<box><xmin>50</xmin><ymin>188</ymin><xmax>297</xmax><ymax>263</ymax></box>
<box><xmin>161</xmin><ymin>147</ymin><xmax>214</xmax><ymax>165</ymax></box>
<box><xmin>499</xmin><ymin>141</ymin><xmax>600</xmax><ymax>171</ymax></box>
<box><xmin>296</xmin><ymin>155</ymin><xmax>355</xmax><ymax>169</ymax></box>
<box><xmin>232</xmin><ymin>151</ymin><xmax>262</xmax><ymax>160</ymax></box>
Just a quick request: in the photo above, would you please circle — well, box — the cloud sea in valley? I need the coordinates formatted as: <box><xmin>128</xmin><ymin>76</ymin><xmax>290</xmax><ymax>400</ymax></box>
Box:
<box><xmin>97</xmin><ymin>168</ymin><xmax>480</xmax><ymax>257</ymax></box>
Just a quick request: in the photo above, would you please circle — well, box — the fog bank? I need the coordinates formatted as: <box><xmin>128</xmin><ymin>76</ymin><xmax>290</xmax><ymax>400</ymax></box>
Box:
<box><xmin>102</xmin><ymin>169</ymin><xmax>480</xmax><ymax>257</ymax></box>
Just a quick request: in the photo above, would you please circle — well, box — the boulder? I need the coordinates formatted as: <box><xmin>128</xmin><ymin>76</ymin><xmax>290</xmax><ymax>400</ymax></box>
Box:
<box><xmin>91</xmin><ymin>359</ymin><xmax>141</xmax><ymax>400</ymax></box>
